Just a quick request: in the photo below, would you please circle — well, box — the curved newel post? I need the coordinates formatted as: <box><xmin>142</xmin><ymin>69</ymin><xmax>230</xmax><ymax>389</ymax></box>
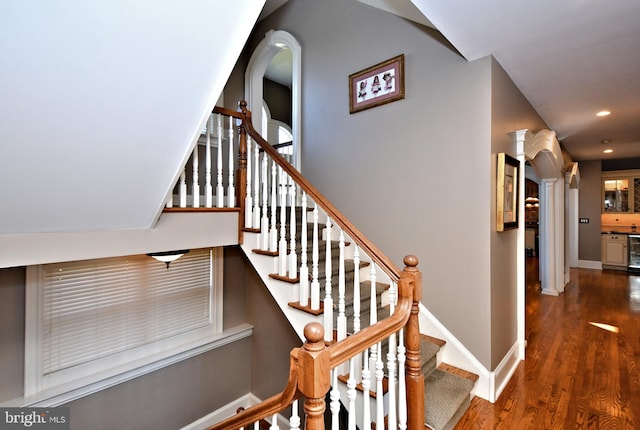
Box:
<box><xmin>401</xmin><ymin>256</ymin><xmax>424</xmax><ymax>430</ymax></box>
<box><xmin>298</xmin><ymin>323</ymin><xmax>331</xmax><ymax>430</ymax></box>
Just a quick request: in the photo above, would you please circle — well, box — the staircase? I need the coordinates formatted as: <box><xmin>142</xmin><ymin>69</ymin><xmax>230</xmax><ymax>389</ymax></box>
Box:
<box><xmin>241</xmin><ymin>207</ymin><xmax>476</xmax><ymax>430</ymax></box>
<box><xmin>174</xmin><ymin>103</ymin><xmax>477</xmax><ymax>430</ymax></box>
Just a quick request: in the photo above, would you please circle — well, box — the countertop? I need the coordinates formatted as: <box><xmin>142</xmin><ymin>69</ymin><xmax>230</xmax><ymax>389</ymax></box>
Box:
<box><xmin>601</xmin><ymin>225</ymin><xmax>639</xmax><ymax>235</ymax></box>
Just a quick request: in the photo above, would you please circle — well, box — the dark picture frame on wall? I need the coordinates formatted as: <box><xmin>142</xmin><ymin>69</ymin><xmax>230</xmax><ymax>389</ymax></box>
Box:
<box><xmin>497</xmin><ymin>152</ymin><xmax>520</xmax><ymax>231</ymax></box>
<box><xmin>349</xmin><ymin>54</ymin><xmax>405</xmax><ymax>114</ymax></box>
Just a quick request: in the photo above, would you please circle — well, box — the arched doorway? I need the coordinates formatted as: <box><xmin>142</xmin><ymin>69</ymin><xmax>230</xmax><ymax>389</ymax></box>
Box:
<box><xmin>245</xmin><ymin>30</ymin><xmax>301</xmax><ymax>171</ymax></box>
<box><xmin>515</xmin><ymin>128</ymin><xmax>579</xmax><ymax>357</ymax></box>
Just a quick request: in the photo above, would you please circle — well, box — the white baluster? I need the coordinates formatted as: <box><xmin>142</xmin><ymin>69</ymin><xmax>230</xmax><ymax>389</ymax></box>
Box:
<box><xmin>166</xmin><ymin>191</ymin><xmax>173</xmax><ymax>208</ymax></box>
<box><xmin>361</xmin><ymin>349</ymin><xmax>371</xmax><ymax>430</ymax></box>
<box><xmin>270</xmin><ymin>413</ymin><xmax>279</xmax><ymax>430</ymax></box>
<box><xmin>352</xmin><ymin>245</ymin><xmax>363</xmax><ymax>381</ymax></box>
<box><xmin>179</xmin><ymin>171</ymin><xmax>187</xmax><ymax>208</ymax></box>
<box><xmin>244</xmin><ymin>136</ymin><xmax>252</xmax><ymax>225</ymax></box>
<box><xmin>330</xmin><ymin>369</ymin><xmax>340</xmax><ymax>430</ymax></box>
<box><xmin>299</xmin><ymin>193</ymin><xmax>309</xmax><ymax>306</ymax></box>
<box><xmin>269</xmin><ymin>161</ymin><xmax>278</xmax><ymax>252</ymax></box>
<box><xmin>216</xmin><ymin>114</ymin><xmax>224</xmax><ymax>208</ymax></box>
<box><xmin>227</xmin><ymin>116</ymin><xmax>235</xmax><ymax>207</ymax></box>
<box><xmin>192</xmin><ymin>144</ymin><xmax>200</xmax><ymax>208</ymax></box>
<box><xmin>369</xmin><ymin>264</ymin><xmax>378</xmax><ymax>368</ymax></box>
<box><xmin>278</xmin><ymin>168</ymin><xmax>287</xmax><ymax>276</ymax></box>
<box><xmin>253</xmin><ymin>421</ymin><xmax>259</xmax><ymax>430</ymax></box>
<box><xmin>253</xmin><ymin>143</ymin><xmax>261</xmax><ymax>229</ymax></box>
<box><xmin>288</xmin><ymin>177</ymin><xmax>297</xmax><ymax>281</ymax></box>
<box><xmin>375</xmin><ymin>340</ymin><xmax>385</xmax><ymax>430</ymax></box>
<box><xmin>337</xmin><ymin>231</ymin><xmax>347</xmax><ymax>342</ymax></box>
<box><xmin>290</xmin><ymin>400</ymin><xmax>300</xmax><ymax>430</ymax></box>
<box><xmin>398</xmin><ymin>327</ymin><xmax>407</xmax><ymax>430</ymax></box>
<box><xmin>324</xmin><ymin>217</ymin><xmax>333</xmax><ymax>343</ymax></box>
<box><xmin>310</xmin><ymin>203</ymin><xmax>320</xmax><ymax>311</ymax></box>
<box><xmin>386</xmin><ymin>282</ymin><xmax>398</xmax><ymax>430</ymax></box>
<box><xmin>353</xmin><ymin>246</ymin><xmax>361</xmax><ymax>334</ymax></box>
<box><xmin>260</xmin><ymin>155</ymin><xmax>269</xmax><ymax>250</ymax></box>
<box><xmin>205</xmin><ymin>114</ymin><xmax>213</xmax><ymax>208</ymax></box>
<box><xmin>347</xmin><ymin>358</ymin><xmax>357</xmax><ymax>430</ymax></box>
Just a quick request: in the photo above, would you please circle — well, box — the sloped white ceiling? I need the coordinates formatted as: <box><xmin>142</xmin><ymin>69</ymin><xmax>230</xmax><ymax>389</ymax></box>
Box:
<box><xmin>0</xmin><ymin>1</ymin><xmax>265</xmax><ymax>234</ymax></box>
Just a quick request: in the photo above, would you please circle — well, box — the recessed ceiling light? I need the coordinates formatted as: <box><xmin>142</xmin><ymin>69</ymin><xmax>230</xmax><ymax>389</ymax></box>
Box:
<box><xmin>603</xmin><ymin>149</ymin><xmax>613</xmax><ymax>154</ymax></box>
<box><xmin>601</xmin><ymin>139</ymin><xmax>612</xmax><ymax>144</ymax></box>
<box><xmin>597</xmin><ymin>110</ymin><xmax>611</xmax><ymax>117</ymax></box>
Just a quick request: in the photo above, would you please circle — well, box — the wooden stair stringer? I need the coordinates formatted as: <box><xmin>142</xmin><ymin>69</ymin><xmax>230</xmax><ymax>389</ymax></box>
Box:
<box><xmin>240</xmin><ymin>230</ymin><xmax>321</xmax><ymax>342</ymax></box>
<box><xmin>418</xmin><ymin>302</ymin><xmax>492</xmax><ymax>402</ymax></box>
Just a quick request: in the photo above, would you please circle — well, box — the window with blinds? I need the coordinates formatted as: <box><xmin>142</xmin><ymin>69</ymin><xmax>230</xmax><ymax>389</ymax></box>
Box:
<box><xmin>25</xmin><ymin>248</ymin><xmax>222</xmax><ymax>399</ymax></box>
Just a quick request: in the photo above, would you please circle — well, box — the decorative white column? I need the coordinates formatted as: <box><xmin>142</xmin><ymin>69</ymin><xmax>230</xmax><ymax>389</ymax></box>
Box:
<box><xmin>565</xmin><ymin>163</ymin><xmax>580</xmax><ymax>270</ymax></box>
<box><xmin>540</xmin><ymin>179</ymin><xmax>559</xmax><ymax>296</ymax></box>
<box><xmin>515</xmin><ymin>129</ymin><xmax>527</xmax><ymax>358</ymax></box>
<box><xmin>555</xmin><ymin>176</ymin><xmax>565</xmax><ymax>293</ymax></box>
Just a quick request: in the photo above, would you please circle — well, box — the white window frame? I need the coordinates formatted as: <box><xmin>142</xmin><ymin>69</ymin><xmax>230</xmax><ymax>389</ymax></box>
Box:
<box><xmin>22</xmin><ymin>247</ymin><xmax>239</xmax><ymax>406</ymax></box>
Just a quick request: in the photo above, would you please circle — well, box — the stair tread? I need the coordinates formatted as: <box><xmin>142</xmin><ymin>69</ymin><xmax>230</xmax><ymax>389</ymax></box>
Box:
<box><xmin>437</xmin><ymin>363</ymin><xmax>479</xmax><ymax>384</ymax></box>
<box><xmin>424</xmin><ymin>369</ymin><xmax>474</xmax><ymax>430</ymax></box>
<box><xmin>421</xmin><ymin>334</ymin><xmax>446</xmax><ymax>348</ymax></box>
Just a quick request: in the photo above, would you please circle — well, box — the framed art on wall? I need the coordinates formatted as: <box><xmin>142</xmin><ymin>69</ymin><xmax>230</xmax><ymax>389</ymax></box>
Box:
<box><xmin>349</xmin><ymin>54</ymin><xmax>405</xmax><ymax>114</ymax></box>
<box><xmin>497</xmin><ymin>152</ymin><xmax>520</xmax><ymax>231</ymax></box>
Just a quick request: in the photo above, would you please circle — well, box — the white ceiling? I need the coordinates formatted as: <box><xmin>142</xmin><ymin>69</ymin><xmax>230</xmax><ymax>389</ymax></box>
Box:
<box><xmin>410</xmin><ymin>0</ymin><xmax>640</xmax><ymax>162</ymax></box>
<box><xmin>265</xmin><ymin>0</ymin><xmax>640</xmax><ymax>161</ymax></box>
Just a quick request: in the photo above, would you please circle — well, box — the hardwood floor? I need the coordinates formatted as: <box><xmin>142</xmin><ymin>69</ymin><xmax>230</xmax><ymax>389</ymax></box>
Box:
<box><xmin>454</xmin><ymin>258</ymin><xmax>640</xmax><ymax>429</ymax></box>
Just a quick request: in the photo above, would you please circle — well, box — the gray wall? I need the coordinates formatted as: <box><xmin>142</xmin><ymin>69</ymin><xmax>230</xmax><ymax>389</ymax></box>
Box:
<box><xmin>489</xmin><ymin>59</ymin><xmax>548</xmax><ymax>368</ymax></box>
<box><xmin>247</xmin><ymin>0</ymin><xmax>503</xmax><ymax>368</ymax></box>
<box><xmin>578</xmin><ymin>160</ymin><xmax>603</xmax><ymax>262</ymax></box>
<box><xmin>225</xmin><ymin>247</ymin><xmax>300</xmax><ymax>400</ymax></box>
<box><xmin>0</xmin><ymin>267</ymin><xmax>25</xmax><ymax>401</ymax></box>
<box><xmin>0</xmin><ymin>247</ymin><xmax>299</xmax><ymax>429</ymax></box>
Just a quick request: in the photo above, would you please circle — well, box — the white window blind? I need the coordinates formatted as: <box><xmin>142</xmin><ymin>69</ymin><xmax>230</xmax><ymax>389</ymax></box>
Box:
<box><xmin>25</xmin><ymin>248</ymin><xmax>222</xmax><ymax>399</ymax></box>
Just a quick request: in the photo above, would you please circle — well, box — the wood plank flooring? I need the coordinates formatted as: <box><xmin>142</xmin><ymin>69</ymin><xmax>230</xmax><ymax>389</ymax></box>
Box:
<box><xmin>454</xmin><ymin>258</ymin><xmax>640</xmax><ymax>429</ymax></box>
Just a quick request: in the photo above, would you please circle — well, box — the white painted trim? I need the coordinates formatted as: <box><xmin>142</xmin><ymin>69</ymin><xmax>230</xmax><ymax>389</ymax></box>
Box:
<box><xmin>418</xmin><ymin>304</ymin><xmax>528</xmax><ymax>404</ymax></box>
<box><xmin>3</xmin><ymin>324</ymin><xmax>253</xmax><ymax>408</ymax></box>
<box><xmin>490</xmin><ymin>341</ymin><xmax>521</xmax><ymax>403</ymax></box>
<box><xmin>515</xmin><ymin>129</ymin><xmax>527</xmax><ymax>361</ymax></box>
<box><xmin>240</xmin><ymin>232</ymin><xmax>323</xmax><ymax>341</ymax></box>
<box><xmin>417</xmin><ymin>304</ymin><xmax>491</xmax><ymax>401</ymax></box>
<box><xmin>245</xmin><ymin>29</ymin><xmax>302</xmax><ymax>172</ymax></box>
<box><xmin>0</xmin><ymin>212</ymin><xmax>240</xmax><ymax>268</ymax></box>
<box><xmin>578</xmin><ymin>260</ymin><xmax>603</xmax><ymax>270</ymax></box>
<box><xmin>181</xmin><ymin>393</ymin><xmax>261</xmax><ymax>430</ymax></box>
<box><xmin>181</xmin><ymin>393</ymin><xmax>290</xmax><ymax>430</ymax></box>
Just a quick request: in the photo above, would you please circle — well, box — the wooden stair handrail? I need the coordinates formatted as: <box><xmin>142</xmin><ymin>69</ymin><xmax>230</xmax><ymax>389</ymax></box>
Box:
<box><xmin>328</xmin><ymin>262</ymin><xmax>414</xmax><ymax>366</ymax></box>
<box><xmin>235</xmin><ymin>101</ymin><xmax>402</xmax><ymax>280</ymax></box>
<box><xmin>207</xmin><ymin>349</ymin><xmax>301</xmax><ymax>430</ymax></box>
<box><xmin>206</xmin><ymin>103</ymin><xmax>423</xmax><ymax>430</ymax></box>
<box><xmin>207</xmin><ymin>256</ymin><xmax>422</xmax><ymax>430</ymax></box>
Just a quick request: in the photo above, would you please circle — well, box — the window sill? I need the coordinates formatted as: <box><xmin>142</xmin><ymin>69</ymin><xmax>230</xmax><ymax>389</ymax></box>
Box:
<box><xmin>3</xmin><ymin>324</ymin><xmax>253</xmax><ymax>408</ymax></box>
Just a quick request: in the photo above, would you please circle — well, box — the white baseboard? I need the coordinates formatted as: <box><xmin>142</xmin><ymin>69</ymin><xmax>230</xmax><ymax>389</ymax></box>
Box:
<box><xmin>490</xmin><ymin>341</ymin><xmax>521</xmax><ymax>403</ymax></box>
<box><xmin>578</xmin><ymin>260</ymin><xmax>602</xmax><ymax>270</ymax></box>
<box><xmin>418</xmin><ymin>304</ymin><xmax>491</xmax><ymax>401</ymax></box>
<box><xmin>418</xmin><ymin>304</ymin><xmax>527</xmax><ymax>404</ymax></box>
<box><xmin>181</xmin><ymin>393</ymin><xmax>261</xmax><ymax>430</ymax></box>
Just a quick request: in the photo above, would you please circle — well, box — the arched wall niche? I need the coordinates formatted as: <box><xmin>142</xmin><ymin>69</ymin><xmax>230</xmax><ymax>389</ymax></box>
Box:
<box><xmin>245</xmin><ymin>29</ymin><xmax>302</xmax><ymax>171</ymax></box>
